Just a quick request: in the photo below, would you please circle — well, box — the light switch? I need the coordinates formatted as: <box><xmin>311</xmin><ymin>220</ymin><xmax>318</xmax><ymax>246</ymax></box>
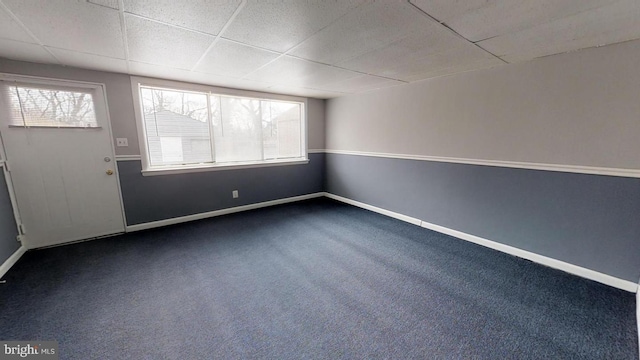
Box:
<box><xmin>116</xmin><ymin>138</ymin><xmax>128</xmax><ymax>147</ymax></box>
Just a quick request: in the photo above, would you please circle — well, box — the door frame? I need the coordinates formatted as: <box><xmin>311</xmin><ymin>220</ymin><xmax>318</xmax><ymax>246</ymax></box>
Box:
<box><xmin>0</xmin><ymin>72</ymin><xmax>128</xmax><ymax>249</ymax></box>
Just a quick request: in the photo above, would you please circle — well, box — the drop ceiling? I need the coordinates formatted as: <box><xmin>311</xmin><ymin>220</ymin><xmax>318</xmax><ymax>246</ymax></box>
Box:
<box><xmin>0</xmin><ymin>0</ymin><xmax>638</xmax><ymax>99</ymax></box>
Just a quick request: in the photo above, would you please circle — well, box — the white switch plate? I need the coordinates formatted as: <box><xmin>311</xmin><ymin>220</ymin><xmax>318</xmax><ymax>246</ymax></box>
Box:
<box><xmin>116</xmin><ymin>138</ymin><xmax>128</xmax><ymax>147</ymax></box>
<box><xmin>232</xmin><ymin>190</ymin><xmax>239</xmax><ymax>198</ymax></box>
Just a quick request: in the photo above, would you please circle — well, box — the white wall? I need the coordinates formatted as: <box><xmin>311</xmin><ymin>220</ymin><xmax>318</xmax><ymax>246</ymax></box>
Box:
<box><xmin>326</xmin><ymin>39</ymin><xmax>640</xmax><ymax>170</ymax></box>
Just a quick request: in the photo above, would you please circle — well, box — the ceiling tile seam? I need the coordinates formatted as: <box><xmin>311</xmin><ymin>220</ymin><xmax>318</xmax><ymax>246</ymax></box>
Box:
<box><xmin>123</xmin><ymin>12</ymin><xmax>218</xmax><ymax>38</ymax></box>
<box><xmin>190</xmin><ymin>0</ymin><xmax>247</xmax><ymax>72</ymax></box>
<box><xmin>43</xmin><ymin>45</ymin><xmax>128</xmax><ymax>62</ymax></box>
<box><xmin>217</xmin><ymin>37</ymin><xmax>282</xmax><ymax>56</ymax></box>
<box><xmin>86</xmin><ymin>1</ymin><xmax>117</xmax><ymax>11</ymax></box>
<box><xmin>406</xmin><ymin>0</ymin><xmax>508</xmax><ymax>64</ymax></box>
<box><xmin>284</xmin><ymin>54</ymin><xmax>409</xmax><ymax>84</ymax></box>
<box><xmin>467</xmin><ymin>2</ymin><xmax>620</xmax><ymax>45</ymax></box>
<box><xmin>315</xmin><ymin>26</ymin><xmax>474</xmax><ymax>74</ymax></box>
<box><xmin>239</xmin><ymin>0</ymin><xmax>371</xmax><ymax>81</ymax></box>
<box><xmin>117</xmin><ymin>0</ymin><xmax>130</xmax><ymax>72</ymax></box>
<box><xmin>0</xmin><ymin>0</ymin><xmax>62</xmax><ymax>65</ymax></box>
<box><xmin>280</xmin><ymin>0</ymin><xmax>371</xmax><ymax>55</ymax></box>
<box><xmin>238</xmin><ymin>54</ymin><xmax>284</xmax><ymax>81</ymax></box>
<box><xmin>294</xmin><ymin>2</ymin><xmax>452</xmax><ymax>70</ymax></box>
<box><xmin>265</xmin><ymin>85</ymin><xmax>349</xmax><ymax>96</ymax></box>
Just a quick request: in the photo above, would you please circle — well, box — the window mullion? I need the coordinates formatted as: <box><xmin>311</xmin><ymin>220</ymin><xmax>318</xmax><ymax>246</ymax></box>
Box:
<box><xmin>206</xmin><ymin>93</ymin><xmax>216</xmax><ymax>164</ymax></box>
<box><xmin>259</xmin><ymin>100</ymin><xmax>264</xmax><ymax>161</ymax></box>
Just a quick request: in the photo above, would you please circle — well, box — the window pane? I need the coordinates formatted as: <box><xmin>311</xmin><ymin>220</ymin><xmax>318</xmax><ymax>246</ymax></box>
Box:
<box><xmin>140</xmin><ymin>87</ymin><xmax>211</xmax><ymax>166</ymax></box>
<box><xmin>271</xmin><ymin>101</ymin><xmax>301</xmax><ymax>159</ymax></box>
<box><xmin>7</xmin><ymin>86</ymin><xmax>97</xmax><ymax>127</ymax></box>
<box><xmin>211</xmin><ymin>96</ymin><xmax>263</xmax><ymax>163</ymax></box>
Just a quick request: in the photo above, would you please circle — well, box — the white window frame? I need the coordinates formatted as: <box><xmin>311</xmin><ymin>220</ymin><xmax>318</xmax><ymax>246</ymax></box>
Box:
<box><xmin>130</xmin><ymin>76</ymin><xmax>308</xmax><ymax>176</ymax></box>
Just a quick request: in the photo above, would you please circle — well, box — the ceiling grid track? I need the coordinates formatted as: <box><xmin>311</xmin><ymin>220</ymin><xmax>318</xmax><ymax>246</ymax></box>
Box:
<box><xmin>406</xmin><ymin>0</ymin><xmax>509</xmax><ymax>64</ymax></box>
<box><xmin>239</xmin><ymin>0</ymin><xmax>371</xmax><ymax>82</ymax></box>
<box><xmin>190</xmin><ymin>0</ymin><xmax>247</xmax><ymax>72</ymax></box>
<box><xmin>117</xmin><ymin>0</ymin><xmax>131</xmax><ymax>72</ymax></box>
<box><xmin>0</xmin><ymin>0</ymin><xmax>62</xmax><ymax>65</ymax></box>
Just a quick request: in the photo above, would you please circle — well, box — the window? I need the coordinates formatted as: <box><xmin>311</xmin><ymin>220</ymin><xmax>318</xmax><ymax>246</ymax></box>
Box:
<box><xmin>133</xmin><ymin>78</ymin><xmax>307</xmax><ymax>175</ymax></box>
<box><xmin>6</xmin><ymin>84</ymin><xmax>98</xmax><ymax>128</ymax></box>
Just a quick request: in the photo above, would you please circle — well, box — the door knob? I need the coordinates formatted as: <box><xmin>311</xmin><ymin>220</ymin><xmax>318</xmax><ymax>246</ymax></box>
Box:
<box><xmin>106</xmin><ymin>169</ymin><xmax>114</xmax><ymax>175</ymax></box>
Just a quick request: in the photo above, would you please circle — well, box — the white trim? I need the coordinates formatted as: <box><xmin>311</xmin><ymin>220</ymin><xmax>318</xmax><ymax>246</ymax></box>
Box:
<box><xmin>130</xmin><ymin>76</ymin><xmax>307</xmax><ymax>103</ymax></box>
<box><xmin>141</xmin><ymin>158</ymin><xmax>310</xmax><ymax>176</ymax></box>
<box><xmin>0</xmin><ymin>245</ymin><xmax>25</xmax><ymax>279</ymax></box>
<box><xmin>308</xmin><ymin>149</ymin><xmax>325</xmax><ymax>154</ymax></box>
<box><xmin>0</xmin><ymin>73</ymin><xmax>104</xmax><ymax>89</ymax></box>
<box><xmin>418</xmin><ymin>220</ymin><xmax>638</xmax><ymax>293</ymax></box>
<box><xmin>323</xmin><ymin>149</ymin><xmax>640</xmax><ymax>178</ymax></box>
<box><xmin>325</xmin><ymin>192</ymin><xmax>639</xmax><ymax>293</ymax></box>
<box><xmin>126</xmin><ymin>192</ymin><xmax>324</xmax><ymax>232</ymax></box>
<box><xmin>99</xmin><ymin>82</ymin><xmax>129</xmax><ymax>239</ymax></box>
<box><xmin>324</xmin><ymin>193</ymin><xmax>421</xmax><ymax>226</ymax></box>
<box><xmin>115</xmin><ymin>155</ymin><xmax>142</xmax><ymax>161</ymax></box>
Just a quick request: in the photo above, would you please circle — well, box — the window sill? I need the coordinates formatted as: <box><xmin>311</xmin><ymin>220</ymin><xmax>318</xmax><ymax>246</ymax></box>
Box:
<box><xmin>141</xmin><ymin>158</ymin><xmax>310</xmax><ymax>176</ymax></box>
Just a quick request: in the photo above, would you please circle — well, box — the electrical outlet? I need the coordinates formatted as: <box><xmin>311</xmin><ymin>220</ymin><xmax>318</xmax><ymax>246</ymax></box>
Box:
<box><xmin>116</xmin><ymin>138</ymin><xmax>128</xmax><ymax>147</ymax></box>
<box><xmin>232</xmin><ymin>190</ymin><xmax>239</xmax><ymax>199</ymax></box>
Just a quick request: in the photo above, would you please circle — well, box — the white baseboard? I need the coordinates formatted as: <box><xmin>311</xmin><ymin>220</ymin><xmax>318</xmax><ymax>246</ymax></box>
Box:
<box><xmin>325</xmin><ymin>193</ymin><xmax>638</xmax><ymax>293</ymax></box>
<box><xmin>126</xmin><ymin>192</ymin><xmax>325</xmax><ymax>232</ymax></box>
<box><xmin>324</xmin><ymin>193</ymin><xmax>422</xmax><ymax>226</ymax></box>
<box><xmin>0</xmin><ymin>245</ymin><xmax>26</xmax><ymax>279</ymax></box>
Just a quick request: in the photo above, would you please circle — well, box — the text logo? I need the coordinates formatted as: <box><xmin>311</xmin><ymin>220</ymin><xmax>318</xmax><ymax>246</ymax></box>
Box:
<box><xmin>1</xmin><ymin>342</ymin><xmax>58</xmax><ymax>359</ymax></box>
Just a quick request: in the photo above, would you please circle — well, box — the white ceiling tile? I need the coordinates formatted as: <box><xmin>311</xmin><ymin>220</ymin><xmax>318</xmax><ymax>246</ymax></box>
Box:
<box><xmin>190</xmin><ymin>73</ymin><xmax>272</xmax><ymax>93</ymax></box>
<box><xmin>379</xmin><ymin>45</ymin><xmax>501</xmax><ymax>81</ymax></box>
<box><xmin>87</xmin><ymin>0</ymin><xmax>119</xmax><ymax>10</ymax></box>
<box><xmin>223</xmin><ymin>0</ymin><xmax>365</xmax><ymax>52</ymax></box>
<box><xmin>128</xmin><ymin>60</ymin><xmax>194</xmax><ymax>80</ymax></box>
<box><xmin>47</xmin><ymin>47</ymin><xmax>128</xmax><ymax>73</ymax></box>
<box><xmin>315</xmin><ymin>75</ymin><xmax>405</xmax><ymax>93</ymax></box>
<box><xmin>129</xmin><ymin>61</ymin><xmax>271</xmax><ymax>93</ymax></box>
<box><xmin>244</xmin><ymin>56</ymin><xmax>360</xmax><ymax>88</ymax></box>
<box><xmin>338</xmin><ymin>22</ymin><xmax>469</xmax><ymax>76</ymax></box>
<box><xmin>400</xmin><ymin>57</ymin><xmax>502</xmax><ymax>82</ymax></box>
<box><xmin>193</xmin><ymin>39</ymin><xmax>280</xmax><ymax>78</ymax></box>
<box><xmin>267</xmin><ymin>85</ymin><xmax>347</xmax><ymax>99</ymax></box>
<box><xmin>3</xmin><ymin>0</ymin><xmax>125</xmax><ymax>58</ymax></box>
<box><xmin>123</xmin><ymin>0</ymin><xmax>240</xmax><ymax>35</ymax></box>
<box><xmin>411</xmin><ymin>0</ymin><xmax>618</xmax><ymax>42</ymax></box>
<box><xmin>478</xmin><ymin>0</ymin><xmax>640</xmax><ymax>62</ymax></box>
<box><xmin>409</xmin><ymin>0</ymin><xmax>489</xmax><ymax>24</ymax></box>
<box><xmin>126</xmin><ymin>15</ymin><xmax>214</xmax><ymax>70</ymax></box>
<box><xmin>0</xmin><ymin>39</ymin><xmax>57</xmax><ymax>64</ymax></box>
<box><xmin>289</xmin><ymin>1</ymin><xmax>438</xmax><ymax>64</ymax></box>
<box><xmin>0</xmin><ymin>7</ymin><xmax>34</xmax><ymax>43</ymax></box>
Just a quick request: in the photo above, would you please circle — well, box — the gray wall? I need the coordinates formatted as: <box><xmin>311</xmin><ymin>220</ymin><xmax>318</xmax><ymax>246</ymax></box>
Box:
<box><xmin>0</xmin><ymin>59</ymin><xmax>326</xmax><ymax>227</ymax></box>
<box><xmin>119</xmin><ymin>153</ymin><xmax>324</xmax><ymax>225</ymax></box>
<box><xmin>325</xmin><ymin>40</ymin><xmax>640</xmax><ymax>283</ymax></box>
<box><xmin>326</xmin><ymin>153</ymin><xmax>640</xmax><ymax>282</ymax></box>
<box><xmin>0</xmin><ymin>172</ymin><xmax>19</xmax><ymax>266</ymax></box>
<box><xmin>307</xmin><ymin>98</ymin><xmax>325</xmax><ymax>150</ymax></box>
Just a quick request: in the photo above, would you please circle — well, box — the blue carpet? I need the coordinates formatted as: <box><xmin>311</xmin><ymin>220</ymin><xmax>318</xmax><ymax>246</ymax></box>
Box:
<box><xmin>0</xmin><ymin>198</ymin><xmax>637</xmax><ymax>359</ymax></box>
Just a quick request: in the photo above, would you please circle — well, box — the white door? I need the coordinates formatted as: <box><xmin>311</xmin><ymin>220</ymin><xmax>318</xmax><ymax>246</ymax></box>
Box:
<box><xmin>0</xmin><ymin>77</ymin><xmax>125</xmax><ymax>248</ymax></box>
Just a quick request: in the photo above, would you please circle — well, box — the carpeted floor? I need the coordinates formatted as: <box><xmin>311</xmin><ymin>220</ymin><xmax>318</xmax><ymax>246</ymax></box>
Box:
<box><xmin>0</xmin><ymin>198</ymin><xmax>637</xmax><ymax>359</ymax></box>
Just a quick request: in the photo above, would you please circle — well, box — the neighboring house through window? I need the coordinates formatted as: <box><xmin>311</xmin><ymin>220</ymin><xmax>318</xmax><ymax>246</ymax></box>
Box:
<box><xmin>131</xmin><ymin>77</ymin><xmax>307</xmax><ymax>175</ymax></box>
